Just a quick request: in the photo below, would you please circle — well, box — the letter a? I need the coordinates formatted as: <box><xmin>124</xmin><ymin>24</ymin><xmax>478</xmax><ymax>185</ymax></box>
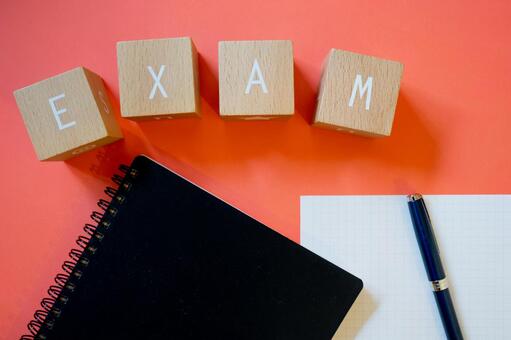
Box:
<box><xmin>245</xmin><ymin>59</ymin><xmax>268</xmax><ymax>94</ymax></box>
<box><xmin>49</xmin><ymin>93</ymin><xmax>76</xmax><ymax>130</ymax></box>
<box><xmin>348</xmin><ymin>74</ymin><xmax>373</xmax><ymax>111</ymax></box>
<box><xmin>148</xmin><ymin>65</ymin><xmax>169</xmax><ymax>99</ymax></box>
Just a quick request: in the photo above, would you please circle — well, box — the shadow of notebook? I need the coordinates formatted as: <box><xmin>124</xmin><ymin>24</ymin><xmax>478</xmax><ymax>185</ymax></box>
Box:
<box><xmin>27</xmin><ymin>156</ymin><xmax>362</xmax><ymax>340</ymax></box>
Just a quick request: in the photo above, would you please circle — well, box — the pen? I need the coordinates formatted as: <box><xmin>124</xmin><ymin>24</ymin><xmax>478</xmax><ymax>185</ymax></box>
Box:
<box><xmin>407</xmin><ymin>194</ymin><xmax>464</xmax><ymax>340</ymax></box>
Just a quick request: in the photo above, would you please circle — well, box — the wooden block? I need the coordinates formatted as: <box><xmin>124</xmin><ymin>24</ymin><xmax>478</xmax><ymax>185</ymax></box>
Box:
<box><xmin>314</xmin><ymin>49</ymin><xmax>403</xmax><ymax>137</ymax></box>
<box><xmin>14</xmin><ymin>67</ymin><xmax>123</xmax><ymax>161</ymax></box>
<box><xmin>117</xmin><ymin>37</ymin><xmax>200</xmax><ymax>120</ymax></box>
<box><xmin>218</xmin><ymin>40</ymin><xmax>294</xmax><ymax>119</ymax></box>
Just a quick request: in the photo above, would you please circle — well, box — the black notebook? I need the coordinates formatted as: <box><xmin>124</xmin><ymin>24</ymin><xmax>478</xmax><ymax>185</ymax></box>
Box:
<box><xmin>23</xmin><ymin>155</ymin><xmax>362</xmax><ymax>340</ymax></box>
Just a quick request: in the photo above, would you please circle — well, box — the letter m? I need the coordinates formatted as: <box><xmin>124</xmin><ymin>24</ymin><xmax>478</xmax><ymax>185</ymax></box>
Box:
<box><xmin>348</xmin><ymin>74</ymin><xmax>373</xmax><ymax>111</ymax></box>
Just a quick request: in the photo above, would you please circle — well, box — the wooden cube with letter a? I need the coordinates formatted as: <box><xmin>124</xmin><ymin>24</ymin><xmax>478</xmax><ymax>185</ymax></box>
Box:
<box><xmin>117</xmin><ymin>37</ymin><xmax>200</xmax><ymax>119</ymax></box>
<box><xmin>219</xmin><ymin>40</ymin><xmax>294</xmax><ymax>119</ymax></box>
<box><xmin>13</xmin><ymin>67</ymin><xmax>123</xmax><ymax>161</ymax></box>
<box><xmin>314</xmin><ymin>49</ymin><xmax>403</xmax><ymax>137</ymax></box>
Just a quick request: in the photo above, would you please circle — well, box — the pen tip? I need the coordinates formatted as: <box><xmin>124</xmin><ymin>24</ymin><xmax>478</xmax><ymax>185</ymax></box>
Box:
<box><xmin>407</xmin><ymin>193</ymin><xmax>423</xmax><ymax>202</ymax></box>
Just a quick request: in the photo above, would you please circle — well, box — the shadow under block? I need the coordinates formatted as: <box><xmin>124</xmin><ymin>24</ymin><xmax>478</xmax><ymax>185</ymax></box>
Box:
<box><xmin>314</xmin><ymin>49</ymin><xmax>403</xmax><ymax>137</ymax></box>
<box><xmin>117</xmin><ymin>37</ymin><xmax>200</xmax><ymax>120</ymax></box>
<box><xmin>13</xmin><ymin>67</ymin><xmax>123</xmax><ymax>161</ymax></box>
<box><xmin>218</xmin><ymin>40</ymin><xmax>294</xmax><ymax>119</ymax></box>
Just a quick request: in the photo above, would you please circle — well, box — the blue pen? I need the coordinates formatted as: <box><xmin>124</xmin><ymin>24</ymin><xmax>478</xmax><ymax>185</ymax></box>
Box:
<box><xmin>407</xmin><ymin>194</ymin><xmax>464</xmax><ymax>340</ymax></box>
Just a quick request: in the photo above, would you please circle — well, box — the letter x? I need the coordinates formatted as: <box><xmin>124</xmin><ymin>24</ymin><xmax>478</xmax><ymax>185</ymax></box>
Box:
<box><xmin>147</xmin><ymin>65</ymin><xmax>169</xmax><ymax>99</ymax></box>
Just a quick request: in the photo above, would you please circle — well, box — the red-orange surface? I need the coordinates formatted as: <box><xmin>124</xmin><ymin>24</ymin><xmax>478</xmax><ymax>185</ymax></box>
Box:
<box><xmin>1</xmin><ymin>1</ymin><xmax>510</xmax><ymax>338</ymax></box>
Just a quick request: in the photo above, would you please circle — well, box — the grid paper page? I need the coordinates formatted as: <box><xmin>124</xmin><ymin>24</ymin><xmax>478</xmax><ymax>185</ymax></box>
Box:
<box><xmin>300</xmin><ymin>195</ymin><xmax>511</xmax><ymax>339</ymax></box>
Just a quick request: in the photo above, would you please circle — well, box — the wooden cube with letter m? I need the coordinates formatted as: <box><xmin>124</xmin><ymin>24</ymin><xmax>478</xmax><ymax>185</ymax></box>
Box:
<box><xmin>14</xmin><ymin>67</ymin><xmax>122</xmax><ymax>161</ymax></box>
<box><xmin>314</xmin><ymin>49</ymin><xmax>403</xmax><ymax>137</ymax></box>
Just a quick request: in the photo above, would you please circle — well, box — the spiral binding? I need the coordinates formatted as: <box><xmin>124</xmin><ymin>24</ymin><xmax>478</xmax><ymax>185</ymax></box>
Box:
<box><xmin>20</xmin><ymin>164</ymin><xmax>139</xmax><ymax>340</ymax></box>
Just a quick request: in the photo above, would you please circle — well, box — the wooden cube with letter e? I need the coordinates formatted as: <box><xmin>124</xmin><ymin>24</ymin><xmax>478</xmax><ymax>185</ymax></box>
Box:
<box><xmin>314</xmin><ymin>49</ymin><xmax>403</xmax><ymax>137</ymax></box>
<box><xmin>117</xmin><ymin>37</ymin><xmax>200</xmax><ymax>119</ymax></box>
<box><xmin>13</xmin><ymin>67</ymin><xmax>123</xmax><ymax>161</ymax></box>
<box><xmin>219</xmin><ymin>40</ymin><xmax>294</xmax><ymax>119</ymax></box>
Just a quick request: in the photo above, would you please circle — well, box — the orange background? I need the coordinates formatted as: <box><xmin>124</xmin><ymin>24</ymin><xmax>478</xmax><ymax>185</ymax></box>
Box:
<box><xmin>1</xmin><ymin>0</ymin><xmax>510</xmax><ymax>338</ymax></box>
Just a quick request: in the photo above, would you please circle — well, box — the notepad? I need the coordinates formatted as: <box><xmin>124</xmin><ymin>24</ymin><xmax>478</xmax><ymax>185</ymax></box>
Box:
<box><xmin>23</xmin><ymin>156</ymin><xmax>362</xmax><ymax>340</ymax></box>
<box><xmin>301</xmin><ymin>195</ymin><xmax>511</xmax><ymax>339</ymax></box>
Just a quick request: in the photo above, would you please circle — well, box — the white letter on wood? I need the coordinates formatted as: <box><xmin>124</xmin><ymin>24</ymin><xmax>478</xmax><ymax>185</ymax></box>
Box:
<box><xmin>349</xmin><ymin>74</ymin><xmax>373</xmax><ymax>110</ymax></box>
<box><xmin>245</xmin><ymin>59</ymin><xmax>268</xmax><ymax>94</ymax></box>
<box><xmin>49</xmin><ymin>93</ymin><xmax>76</xmax><ymax>130</ymax></box>
<box><xmin>148</xmin><ymin>65</ymin><xmax>168</xmax><ymax>99</ymax></box>
<box><xmin>98</xmin><ymin>90</ymin><xmax>110</xmax><ymax>114</ymax></box>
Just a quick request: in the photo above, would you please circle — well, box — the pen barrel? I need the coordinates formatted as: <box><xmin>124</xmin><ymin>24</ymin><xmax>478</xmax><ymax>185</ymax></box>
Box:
<box><xmin>434</xmin><ymin>289</ymin><xmax>464</xmax><ymax>340</ymax></box>
<box><xmin>407</xmin><ymin>198</ymin><xmax>446</xmax><ymax>281</ymax></box>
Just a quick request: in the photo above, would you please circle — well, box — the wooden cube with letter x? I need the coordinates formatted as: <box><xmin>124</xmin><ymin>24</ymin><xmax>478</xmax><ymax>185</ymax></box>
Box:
<box><xmin>117</xmin><ymin>37</ymin><xmax>200</xmax><ymax>120</ymax></box>
<box><xmin>314</xmin><ymin>49</ymin><xmax>403</xmax><ymax>137</ymax></box>
<box><xmin>13</xmin><ymin>67</ymin><xmax>123</xmax><ymax>161</ymax></box>
<box><xmin>219</xmin><ymin>40</ymin><xmax>294</xmax><ymax>119</ymax></box>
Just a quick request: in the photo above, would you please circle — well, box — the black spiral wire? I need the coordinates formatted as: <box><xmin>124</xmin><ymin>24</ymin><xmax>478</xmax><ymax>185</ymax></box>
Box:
<box><xmin>20</xmin><ymin>164</ymin><xmax>139</xmax><ymax>340</ymax></box>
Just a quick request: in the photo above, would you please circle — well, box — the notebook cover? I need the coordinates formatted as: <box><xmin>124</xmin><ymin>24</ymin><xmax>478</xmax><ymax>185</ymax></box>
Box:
<box><xmin>30</xmin><ymin>155</ymin><xmax>362</xmax><ymax>339</ymax></box>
